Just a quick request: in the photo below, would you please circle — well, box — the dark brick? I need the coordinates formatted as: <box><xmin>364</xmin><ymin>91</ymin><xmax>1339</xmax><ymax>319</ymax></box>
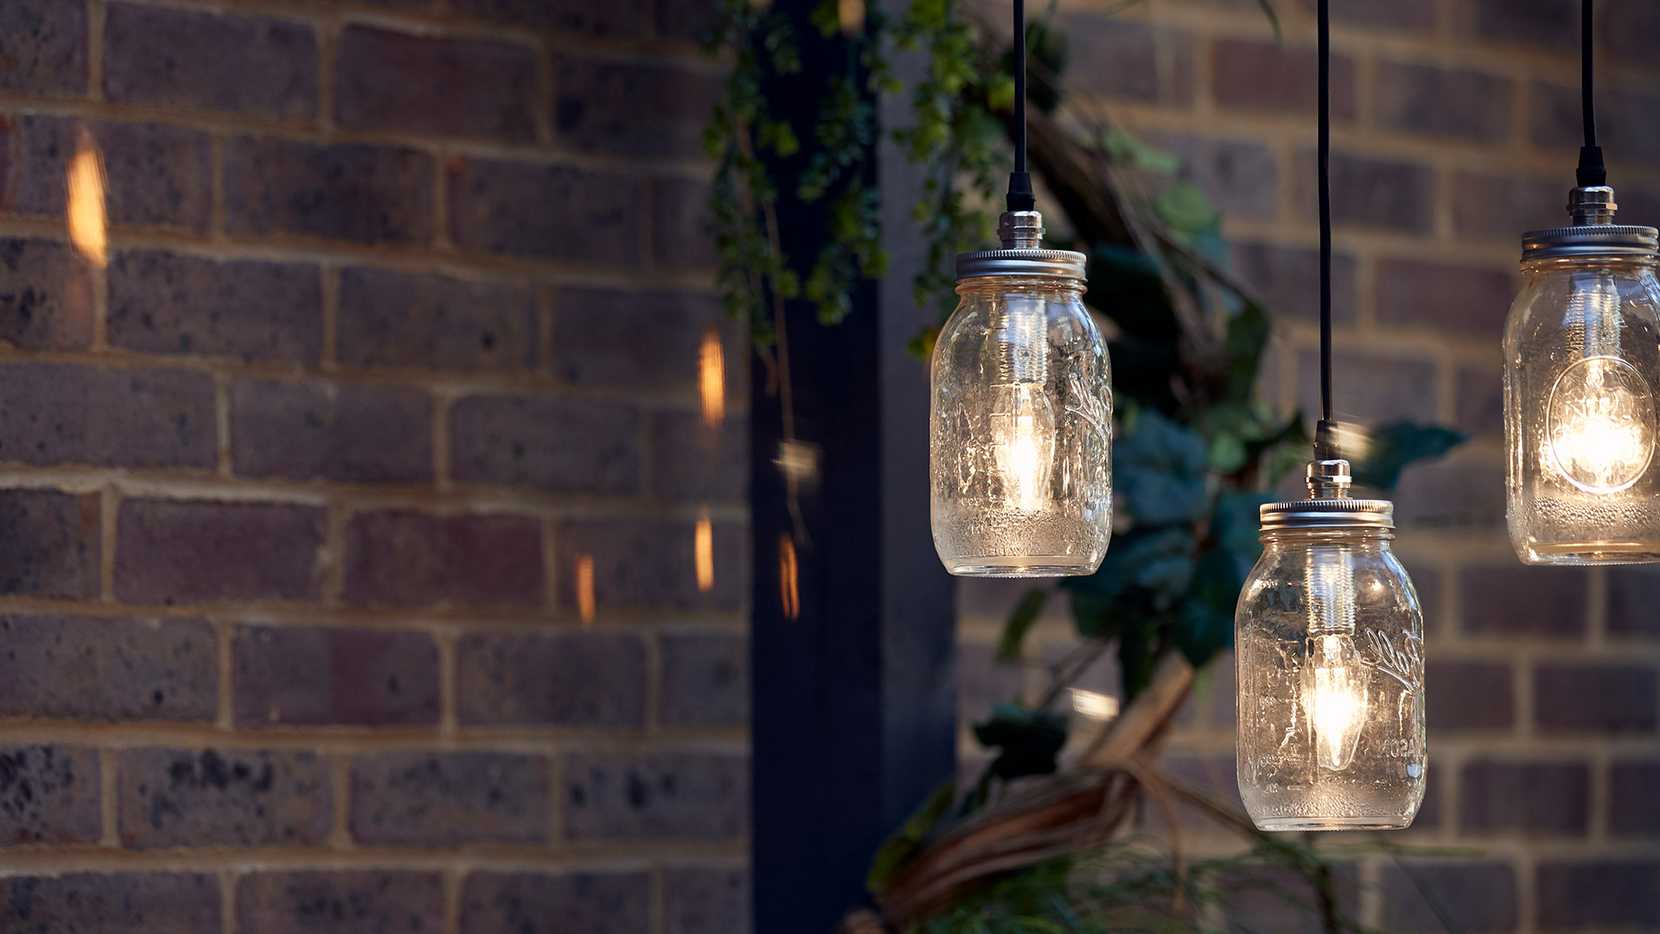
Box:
<box><xmin>0</xmin><ymin>615</ymin><xmax>216</xmax><ymax>721</ymax></box>
<box><xmin>343</xmin><ymin>510</ymin><xmax>544</xmax><ymax>609</ymax></box>
<box><xmin>1536</xmin><ymin>860</ymin><xmax>1660</xmax><ymax>929</ymax></box>
<box><xmin>1531</xmin><ymin>81</ymin><xmax>1660</xmax><ymax>165</ymax></box>
<box><xmin>1453</xmin><ymin>363</ymin><xmax>1503</xmax><ymax>440</ymax></box>
<box><xmin>116</xmin><ymin>499</ymin><xmax>325</xmax><ymax>604</ymax></box>
<box><xmin>1426</xmin><ymin>659</ymin><xmax>1513</xmax><ymax>731</ymax></box>
<box><xmin>0</xmin><ymin>745</ymin><xmax>101</xmax><ymax>844</ymax></box>
<box><xmin>657</xmin><ymin>0</ymin><xmax>719</xmax><ymax>41</ymax></box>
<box><xmin>1302</xmin><ymin>0</ymin><xmax>1436</xmax><ymax>32</ymax></box>
<box><xmin>1405</xmin><ymin>563</ymin><xmax>1444</xmax><ymax>632</ymax></box>
<box><xmin>552</xmin><ymin>288</ymin><xmax>740</xmax><ymax>399</ymax></box>
<box><xmin>1221</xmin><ymin>863</ymin><xmax>1361</xmax><ymax>934</ymax></box>
<box><xmin>1393</xmin><ymin>449</ymin><xmax>1506</xmax><ymax>529</ymax></box>
<box><xmin>1608</xmin><ymin>567</ymin><xmax>1660</xmax><ymax>639</ymax></box>
<box><xmin>0</xmin><ymin>0</ymin><xmax>87</xmax><ymax>95</ymax></box>
<box><xmin>0</xmin><ymin>238</ymin><xmax>94</xmax><ymax>349</ymax></box>
<box><xmin>660</xmin><ymin>632</ymin><xmax>747</xmax><ymax>728</ymax></box>
<box><xmin>108</xmin><ymin>250</ymin><xmax>322</xmax><ymax>363</ymax></box>
<box><xmin>1534</xmin><ymin>663</ymin><xmax>1657</xmax><ymax>734</ymax></box>
<box><xmin>1375</xmin><ymin>258</ymin><xmax>1516</xmax><ymax>338</ymax></box>
<box><xmin>1060</xmin><ymin>17</ymin><xmax>1193</xmax><ymax>105</ymax></box>
<box><xmin>1601</xmin><ymin>2</ymin><xmax>1660</xmax><ymax>71</ymax></box>
<box><xmin>1374</xmin><ymin>62</ymin><xmax>1514</xmax><ymax>143</ymax></box>
<box><xmin>0</xmin><ymin>363</ymin><xmax>215</xmax><ymax>470</ymax></box>
<box><xmin>119</xmin><ymin>747</ymin><xmax>331</xmax><ymax>848</ymax></box>
<box><xmin>455</xmin><ymin>0</ymin><xmax>654</xmax><ymax>37</ymax></box>
<box><xmin>1465</xmin><ymin>0</ymin><xmax>1577</xmax><ymax>49</ymax></box>
<box><xmin>1211</xmin><ymin>39</ymin><xmax>1357</xmax><ymax>120</ymax></box>
<box><xmin>234</xmin><ymin>625</ymin><xmax>439</xmax><ymax>728</ymax></box>
<box><xmin>957</xmin><ymin>641</ymin><xmax>1025</xmax><ymax>724</ymax></box>
<box><xmin>563</xmin><ymin>750</ymin><xmax>746</xmax><ymax>840</ymax></box>
<box><xmin>0</xmin><ymin>873</ymin><xmax>220</xmax><ymax>932</ymax></box>
<box><xmin>232</xmin><ymin>380</ymin><xmax>433</xmax><ymax>484</ymax></box>
<box><xmin>459</xmin><ymin>871</ymin><xmax>651</xmax><ymax>934</ymax></box>
<box><xmin>103</xmin><ymin>3</ymin><xmax>316</xmax><ymax>120</ymax></box>
<box><xmin>350</xmin><ymin>751</ymin><xmax>547</xmax><ymax>846</ymax></box>
<box><xmin>652</xmin><ymin>176</ymin><xmax>718</xmax><ymax>270</ymax></box>
<box><xmin>336</xmin><ymin>25</ymin><xmax>536</xmax><ymax>142</ymax></box>
<box><xmin>0</xmin><ymin>491</ymin><xmax>98</xmax><ymax>598</ymax></box>
<box><xmin>554</xmin><ymin>58</ymin><xmax>719</xmax><ymax>158</ymax></box>
<box><xmin>447</xmin><ymin>159</ymin><xmax>643</xmax><ymax>264</ymax></box>
<box><xmin>555</xmin><ymin>518</ymin><xmax>744</xmax><ymax>613</ymax></box>
<box><xmin>651</xmin><ymin>412</ymin><xmax>745</xmax><ymax>502</ymax></box>
<box><xmin>456</xmin><ymin>630</ymin><xmax>646</xmax><ymax>727</ymax></box>
<box><xmin>665</xmin><ymin>868</ymin><xmax>750</xmax><ymax>934</ymax></box>
<box><xmin>1229</xmin><ymin>241</ymin><xmax>1357</xmax><ymax>323</ymax></box>
<box><xmin>1459</xmin><ymin>565</ymin><xmax>1588</xmax><ymax>638</ymax></box>
<box><xmin>336</xmin><ymin>267</ymin><xmax>536</xmax><ymax>372</ymax></box>
<box><xmin>1380</xmin><ymin>861</ymin><xmax>1517</xmax><ymax>933</ymax></box>
<box><xmin>239</xmin><ymin>871</ymin><xmax>445</xmax><ymax>934</ymax></box>
<box><xmin>1151</xmin><ymin>134</ymin><xmax>1278</xmax><ymax>222</ymax></box>
<box><xmin>1295</xmin><ymin>349</ymin><xmax>1436</xmax><ymax>424</ymax></box>
<box><xmin>1610</xmin><ymin>760</ymin><xmax>1660</xmax><ymax>838</ymax></box>
<box><xmin>8</xmin><ymin>117</ymin><xmax>213</xmax><ymax>232</ymax></box>
<box><xmin>1451</xmin><ymin>170</ymin><xmax>1567</xmax><ymax>238</ymax></box>
<box><xmin>1459</xmin><ymin>759</ymin><xmax>1589</xmax><ymax>836</ymax></box>
<box><xmin>225</xmin><ymin>139</ymin><xmax>435</xmax><ymax>245</ymax></box>
<box><xmin>451</xmin><ymin>394</ymin><xmax>640</xmax><ymax>494</ymax></box>
<box><xmin>1295</xmin><ymin>151</ymin><xmax>1435</xmax><ymax>233</ymax></box>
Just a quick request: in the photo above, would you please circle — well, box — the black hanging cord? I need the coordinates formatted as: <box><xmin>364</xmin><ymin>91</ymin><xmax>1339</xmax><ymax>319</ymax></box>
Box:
<box><xmin>1006</xmin><ymin>0</ymin><xmax>1035</xmax><ymax>212</ymax></box>
<box><xmin>1577</xmin><ymin>0</ymin><xmax>1606</xmax><ymax>187</ymax></box>
<box><xmin>1315</xmin><ymin>0</ymin><xmax>1334</xmax><ymax>454</ymax></box>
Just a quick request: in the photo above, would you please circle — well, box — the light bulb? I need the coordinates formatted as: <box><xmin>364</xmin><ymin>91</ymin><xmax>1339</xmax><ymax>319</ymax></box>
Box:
<box><xmin>989</xmin><ymin>383</ymin><xmax>1056</xmax><ymax>512</ymax></box>
<box><xmin>1300</xmin><ymin>547</ymin><xmax>1369</xmax><ymax>771</ymax></box>
<box><xmin>1546</xmin><ymin>355</ymin><xmax>1655</xmax><ymax>493</ymax></box>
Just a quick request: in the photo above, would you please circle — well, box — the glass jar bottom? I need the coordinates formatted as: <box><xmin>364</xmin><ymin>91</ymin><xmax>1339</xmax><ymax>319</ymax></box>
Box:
<box><xmin>1517</xmin><ymin>538</ymin><xmax>1660</xmax><ymax>565</ymax></box>
<box><xmin>1255</xmin><ymin>816</ymin><xmax>1412</xmax><ymax>832</ymax></box>
<box><xmin>945</xmin><ymin>556</ymin><xmax>1095</xmax><ymax>577</ymax></box>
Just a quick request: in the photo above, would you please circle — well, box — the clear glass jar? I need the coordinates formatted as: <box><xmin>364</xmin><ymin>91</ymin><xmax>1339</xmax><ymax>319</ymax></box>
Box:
<box><xmin>1235</xmin><ymin>468</ymin><xmax>1425</xmax><ymax>831</ymax></box>
<box><xmin>1505</xmin><ymin>247</ymin><xmax>1660</xmax><ymax>565</ymax></box>
<box><xmin>929</xmin><ymin>273</ymin><xmax>1112</xmax><ymax>577</ymax></box>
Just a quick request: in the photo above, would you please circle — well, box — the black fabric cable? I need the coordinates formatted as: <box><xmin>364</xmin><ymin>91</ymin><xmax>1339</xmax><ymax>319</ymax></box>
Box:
<box><xmin>1006</xmin><ymin>0</ymin><xmax>1035</xmax><ymax>212</ymax></box>
<box><xmin>1316</xmin><ymin>0</ymin><xmax>1334</xmax><ymax>455</ymax></box>
<box><xmin>1577</xmin><ymin>0</ymin><xmax>1606</xmax><ymax>187</ymax></box>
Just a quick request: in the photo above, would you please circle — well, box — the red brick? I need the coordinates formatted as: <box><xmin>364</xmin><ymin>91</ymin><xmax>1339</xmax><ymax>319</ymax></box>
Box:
<box><xmin>1150</xmin><ymin>134</ymin><xmax>1278</xmax><ymax>222</ymax></box>
<box><xmin>1229</xmin><ymin>240</ymin><xmax>1357</xmax><ymax>324</ymax></box>
<box><xmin>343</xmin><ymin>510</ymin><xmax>544</xmax><ymax>610</ymax></box>
<box><xmin>350</xmin><ymin>751</ymin><xmax>547</xmax><ymax>846</ymax></box>
<box><xmin>1450</xmin><ymin>170</ymin><xmax>1567</xmax><ymax>239</ymax></box>
<box><xmin>0</xmin><ymin>363</ymin><xmax>216</xmax><ymax>469</ymax></box>
<box><xmin>9</xmin><ymin>117</ymin><xmax>213</xmax><ymax>232</ymax></box>
<box><xmin>118</xmin><ymin>747</ymin><xmax>332</xmax><ymax>848</ymax></box>
<box><xmin>551</xmin><ymin>288</ymin><xmax>740</xmax><ymax>398</ymax></box>
<box><xmin>1459</xmin><ymin>759</ymin><xmax>1589</xmax><ymax>836</ymax></box>
<box><xmin>1374</xmin><ymin>62</ymin><xmax>1515</xmax><ymax>143</ymax></box>
<box><xmin>231</xmin><ymin>379</ymin><xmax>433</xmax><ymax>484</ymax></box>
<box><xmin>1295</xmin><ymin>348</ymin><xmax>1436</xmax><ymax>424</ymax></box>
<box><xmin>116</xmin><ymin>499</ymin><xmax>326</xmax><ymax>604</ymax></box>
<box><xmin>652</xmin><ymin>413</ymin><xmax>744</xmax><ymax>502</ymax></box>
<box><xmin>238</xmin><ymin>871</ymin><xmax>445</xmax><ymax>934</ymax></box>
<box><xmin>335</xmin><ymin>25</ymin><xmax>537</xmax><ymax>142</ymax></box>
<box><xmin>0</xmin><ymin>874</ymin><xmax>220</xmax><ymax>932</ymax></box>
<box><xmin>1453</xmin><ymin>363</ymin><xmax>1502</xmax><ymax>440</ymax></box>
<box><xmin>1459</xmin><ymin>565</ymin><xmax>1588</xmax><ymax>639</ymax></box>
<box><xmin>459</xmin><ymin>872</ymin><xmax>651</xmax><ymax>934</ymax></box>
<box><xmin>1380</xmin><ymin>861</ymin><xmax>1517</xmax><ymax>933</ymax></box>
<box><xmin>1536</xmin><ymin>860</ymin><xmax>1660</xmax><ymax>929</ymax></box>
<box><xmin>447</xmin><ymin>158</ymin><xmax>644</xmax><ymax>265</ymax></box>
<box><xmin>1392</xmin><ymin>449</ymin><xmax>1506</xmax><ymax>529</ymax></box>
<box><xmin>1609</xmin><ymin>760</ymin><xmax>1660</xmax><ymax>838</ymax></box>
<box><xmin>0</xmin><ymin>490</ymin><xmax>99</xmax><ymax>598</ymax></box>
<box><xmin>1375</xmin><ymin>257</ymin><xmax>1516</xmax><ymax>338</ymax></box>
<box><xmin>1531</xmin><ymin>80</ymin><xmax>1660</xmax><ymax>164</ymax></box>
<box><xmin>0</xmin><ymin>615</ymin><xmax>216</xmax><ymax>721</ymax></box>
<box><xmin>225</xmin><ymin>138</ymin><xmax>435</xmax><ymax>245</ymax></box>
<box><xmin>1534</xmin><ymin>663</ymin><xmax>1657</xmax><ymax>734</ymax></box>
<box><xmin>455</xmin><ymin>0</ymin><xmax>654</xmax><ymax>36</ymax></box>
<box><xmin>562</xmin><ymin>750</ymin><xmax>746</xmax><ymax>840</ymax></box>
<box><xmin>102</xmin><ymin>3</ymin><xmax>316</xmax><ymax>120</ymax></box>
<box><xmin>1462</xmin><ymin>0</ymin><xmax>1577</xmax><ymax>49</ymax></box>
<box><xmin>665</xmin><ymin>868</ymin><xmax>750</xmax><ymax>934</ymax></box>
<box><xmin>450</xmin><ymin>394</ymin><xmax>641</xmax><ymax>494</ymax></box>
<box><xmin>1600</xmin><ymin>2</ymin><xmax>1660</xmax><ymax>72</ymax></box>
<box><xmin>652</xmin><ymin>176</ymin><xmax>718</xmax><ymax>270</ymax></box>
<box><xmin>554</xmin><ymin>57</ymin><xmax>720</xmax><ymax>158</ymax></box>
<box><xmin>456</xmin><ymin>630</ymin><xmax>646</xmax><ymax>727</ymax></box>
<box><xmin>1302</xmin><ymin>0</ymin><xmax>1435</xmax><ymax>32</ymax></box>
<box><xmin>0</xmin><ymin>239</ymin><xmax>94</xmax><ymax>350</ymax></box>
<box><xmin>1608</xmin><ymin>567</ymin><xmax>1660</xmax><ymax>640</ymax></box>
<box><xmin>555</xmin><ymin>518</ymin><xmax>744</xmax><ymax>613</ymax></box>
<box><xmin>336</xmin><ymin>267</ymin><xmax>537</xmax><ymax>373</ymax></box>
<box><xmin>1059</xmin><ymin>16</ymin><xmax>1193</xmax><ymax>105</ymax></box>
<box><xmin>234</xmin><ymin>625</ymin><xmax>439</xmax><ymax>728</ymax></box>
<box><xmin>1426</xmin><ymin>659</ymin><xmax>1513</xmax><ymax>732</ymax></box>
<box><xmin>660</xmin><ymin>632</ymin><xmax>747</xmax><ymax>728</ymax></box>
<box><xmin>1294</xmin><ymin>150</ymin><xmax>1435</xmax><ymax>233</ymax></box>
<box><xmin>0</xmin><ymin>0</ymin><xmax>87</xmax><ymax>95</ymax></box>
<box><xmin>1211</xmin><ymin>39</ymin><xmax>1357</xmax><ymax>120</ymax></box>
<box><xmin>0</xmin><ymin>745</ymin><xmax>102</xmax><ymax>844</ymax></box>
<box><xmin>108</xmin><ymin>250</ymin><xmax>322</xmax><ymax>363</ymax></box>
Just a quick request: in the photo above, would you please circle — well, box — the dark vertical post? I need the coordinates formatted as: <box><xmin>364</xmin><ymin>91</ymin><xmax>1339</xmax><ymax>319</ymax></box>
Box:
<box><xmin>749</xmin><ymin>2</ymin><xmax>956</xmax><ymax>929</ymax></box>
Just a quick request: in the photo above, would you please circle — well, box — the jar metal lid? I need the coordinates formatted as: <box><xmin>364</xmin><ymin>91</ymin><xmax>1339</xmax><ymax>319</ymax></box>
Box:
<box><xmin>1260</xmin><ymin>497</ymin><xmax>1395</xmax><ymax>532</ymax></box>
<box><xmin>1522</xmin><ymin>224</ymin><xmax>1658</xmax><ymax>261</ymax></box>
<box><xmin>955</xmin><ymin>247</ymin><xmax>1088</xmax><ymax>281</ymax></box>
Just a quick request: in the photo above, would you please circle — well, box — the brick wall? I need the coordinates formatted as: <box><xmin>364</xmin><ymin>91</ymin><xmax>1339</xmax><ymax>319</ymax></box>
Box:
<box><xmin>961</xmin><ymin>1</ymin><xmax>1660</xmax><ymax>931</ymax></box>
<box><xmin>0</xmin><ymin>1</ymin><xmax>746</xmax><ymax>932</ymax></box>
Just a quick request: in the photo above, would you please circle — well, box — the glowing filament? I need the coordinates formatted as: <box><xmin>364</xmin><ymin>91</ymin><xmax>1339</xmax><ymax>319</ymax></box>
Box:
<box><xmin>1302</xmin><ymin>548</ymin><xmax>1369</xmax><ymax>771</ymax></box>
<box><xmin>575</xmin><ymin>555</ymin><xmax>596</xmax><ymax>625</ymax></box>
<box><xmin>699</xmin><ymin>329</ymin><xmax>725</xmax><ymax>428</ymax></box>
<box><xmin>66</xmin><ymin>131</ymin><xmax>107</xmax><ymax>268</ymax></box>
<box><xmin>694</xmin><ymin>516</ymin><xmax>714</xmax><ymax>593</ymax></box>
<box><xmin>778</xmin><ymin>534</ymin><xmax>799</xmax><ymax>619</ymax></box>
<box><xmin>1547</xmin><ymin>355</ymin><xmax>1655</xmax><ymax>494</ymax></box>
<box><xmin>990</xmin><ymin>383</ymin><xmax>1055</xmax><ymax>511</ymax></box>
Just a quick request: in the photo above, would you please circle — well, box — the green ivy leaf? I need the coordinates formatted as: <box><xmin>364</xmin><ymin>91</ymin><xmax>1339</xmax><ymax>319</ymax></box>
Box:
<box><xmin>1222</xmin><ymin>301</ymin><xmax>1271</xmax><ymax>405</ymax></box>
<box><xmin>1154</xmin><ymin>181</ymin><xmax>1220</xmax><ymax>237</ymax></box>
<box><xmin>866</xmin><ymin>780</ymin><xmax>955</xmax><ymax>895</ymax></box>
<box><xmin>1116</xmin><ymin>410</ymin><xmax>1210</xmax><ymax>524</ymax></box>
<box><xmin>1348</xmin><ymin>422</ymin><xmax>1467</xmax><ymax>491</ymax></box>
<box><xmin>973</xmin><ymin>703</ymin><xmax>1069</xmax><ymax>782</ymax></box>
<box><xmin>1173</xmin><ymin>492</ymin><xmax>1270</xmax><ymax>667</ymax></box>
<box><xmin>997</xmin><ymin>589</ymin><xmax>1049</xmax><ymax>662</ymax></box>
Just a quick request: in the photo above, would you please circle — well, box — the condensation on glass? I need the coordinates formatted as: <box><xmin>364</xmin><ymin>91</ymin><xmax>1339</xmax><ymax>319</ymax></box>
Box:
<box><xmin>1235</xmin><ymin>460</ymin><xmax>1425</xmax><ymax>831</ymax></box>
<box><xmin>1505</xmin><ymin>186</ymin><xmax>1660</xmax><ymax>564</ymax></box>
<box><xmin>930</xmin><ymin>211</ymin><xmax>1112</xmax><ymax>577</ymax></box>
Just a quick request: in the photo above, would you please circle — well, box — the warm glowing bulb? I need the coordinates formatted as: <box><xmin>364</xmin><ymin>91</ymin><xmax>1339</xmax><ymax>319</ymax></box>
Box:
<box><xmin>1546</xmin><ymin>355</ymin><xmax>1656</xmax><ymax>493</ymax></box>
<box><xmin>990</xmin><ymin>383</ymin><xmax>1055</xmax><ymax>512</ymax></box>
<box><xmin>1301</xmin><ymin>547</ymin><xmax>1369</xmax><ymax>772</ymax></box>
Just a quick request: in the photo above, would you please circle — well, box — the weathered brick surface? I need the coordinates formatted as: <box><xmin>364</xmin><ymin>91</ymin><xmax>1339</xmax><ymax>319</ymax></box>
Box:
<box><xmin>551</xmin><ymin>288</ymin><xmax>734</xmax><ymax>396</ymax></box>
<box><xmin>0</xmin><ymin>239</ymin><xmax>94</xmax><ymax>350</ymax></box>
<box><xmin>1211</xmin><ymin>39</ymin><xmax>1357</xmax><ymax>120</ymax></box>
<box><xmin>232</xmin><ymin>379</ymin><xmax>434</xmax><ymax>484</ymax></box>
<box><xmin>1459</xmin><ymin>759</ymin><xmax>1589</xmax><ymax>836</ymax></box>
<box><xmin>447</xmin><ymin>159</ymin><xmax>644</xmax><ymax>264</ymax></box>
<box><xmin>1533</xmin><ymin>663</ymin><xmax>1658</xmax><ymax>734</ymax></box>
<box><xmin>562</xmin><ymin>751</ymin><xmax>746</xmax><ymax>840</ymax></box>
<box><xmin>225</xmin><ymin>139</ymin><xmax>435</xmax><ymax>245</ymax></box>
<box><xmin>1535</xmin><ymin>860</ymin><xmax>1660</xmax><ymax>929</ymax></box>
<box><xmin>0</xmin><ymin>745</ymin><xmax>102</xmax><ymax>845</ymax></box>
<box><xmin>1294</xmin><ymin>151</ymin><xmax>1435</xmax><ymax>232</ymax></box>
<box><xmin>652</xmin><ymin>176</ymin><xmax>720</xmax><ymax>270</ymax></box>
<box><xmin>1606</xmin><ymin>566</ymin><xmax>1660</xmax><ymax>640</ymax></box>
<box><xmin>116</xmin><ymin>499</ymin><xmax>326</xmax><ymax>604</ymax></box>
<box><xmin>1426</xmin><ymin>659</ymin><xmax>1513</xmax><ymax>732</ymax></box>
<box><xmin>1531</xmin><ymin>81</ymin><xmax>1660</xmax><ymax>163</ymax></box>
<box><xmin>0</xmin><ymin>873</ymin><xmax>222</xmax><ymax>932</ymax></box>
<box><xmin>459</xmin><ymin>871</ymin><xmax>652</xmax><ymax>934</ymax></box>
<box><xmin>664</xmin><ymin>868</ymin><xmax>751</xmax><ymax>934</ymax></box>
<box><xmin>1459</xmin><ymin>565</ymin><xmax>1589</xmax><ymax>639</ymax></box>
<box><xmin>336</xmin><ymin>25</ymin><xmax>537</xmax><ymax>142</ymax></box>
<box><xmin>343</xmin><ymin>510</ymin><xmax>544</xmax><ymax>609</ymax></box>
<box><xmin>1450</xmin><ymin>170</ymin><xmax>1566</xmax><ymax>238</ymax></box>
<box><xmin>336</xmin><ymin>267</ymin><xmax>537</xmax><ymax>373</ymax></box>
<box><xmin>1380</xmin><ymin>861</ymin><xmax>1517</xmax><ymax>933</ymax></box>
<box><xmin>555</xmin><ymin>518</ymin><xmax>745</xmax><ymax>612</ymax></box>
<box><xmin>0</xmin><ymin>363</ymin><xmax>215</xmax><ymax>469</ymax></box>
<box><xmin>1392</xmin><ymin>449</ymin><xmax>1507</xmax><ymax>529</ymax></box>
<box><xmin>1453</xmin><ymin>364</ymin><xmax>1503</xmax><ymax>440</ymax></box>
<box><xmin>456</xmin><ymin>630</ymin><xmax>646</xmax><ymax>727</ymax></box>
<box><xmin>1059</xmin><ymin>17</ymin><xmax>1193</xmax><ymax>104</ymax></box>
<box><xmin>660</xmin><ymin>632</ymin><xmax>748</xmax><ymax>728</ymax></box>
<box><xmin>0</xmin><ymin>490</ymin><xmax>99</xmax><ymax>597</ymax></box>
<box><xmin>1294</xmin><ymin>349</ymin><xmax>1436</xmax><ymax>423</ymax></box>
<box><xmin>9</xmin><ymin>117</ymin><xmax>213</xmax><ymax>232</ymax></box>
<box><xmin>0</xmin><ymin>615</ymin><xmax>216</xmax><ymax>721</ymax></box>
<box><xmin>234</xmin><ymin>625</ymin><xmax>440</xmax><ymax>728</ymax></box>
<box><xmin>652</xmin><ymin>413</ymin><xmax>748</xmax><ymax>503</ymax></box>
<box><xmin>103</xmin><ymin>3</ymin><xmax>317</xmax><ymax>120</ymax></box>
<box><xmin>238</xmin><ymin>871</ymin><xmax>446</xmax><ymax>934</ymax></box>
<box><xmin>1229</xmin><ymin>241</ymin><xmax>1357</xmax><ymax>323</ymax></box>
<box><xmin>554</xmin><ymin>57</ymin><xmax>720</xmax><ymax>158</ymax></box>
<box><xmin>1600</xmin><ymin>1</ymin><xmax>1660</xmax><ymax>70</ymax></box>
<box><xmin>451</xmin><ymin>394</ymin><xmax>641</xmax><ymax>494</ymax></box>
<box><xmin>118</xmin><ymin>747</ymin><xmax>332</xmax><ymax>848</ymax></box>
<box><xmin>1609</xmin><ymin>760</ymin><xmax>1660</xmax><ymax>838</ymax></box>
<box><xmin>0</xmin><ymin>0</ymin><xmax>87</xmax><ymax>95</ymax></box>
<box><xmin>1373</xmin><ymin>62</ymin><xmax>1515</xmax><ymax>143</ymax></box>
<box><xmin>1374</xmin><ymin>258</ymin><xmax>1516</xmax><ymax>338</ymax></box>
<box><xmin>350</xmin><ymin>751</ymin><xmax>547</xmax><ymax>846</ymax></box>
<box><xmin>108</xmin><ymin>250</ymin><xmax>323</xmax><ymax>363</ymax></box>
<box><xmin>1462</xmin><ymin>0</ymin><xmax>1578</xmax><ymax>49</ymax></box>
<box><xmin>1151</xmin><ymin>134</ymin><xmax>1278</xmax><ymax>222</ymax></box>
<box><xmin>455</xmin><ymin>0</ymin><xmax>654</xmax><ymax>37</ymax></box>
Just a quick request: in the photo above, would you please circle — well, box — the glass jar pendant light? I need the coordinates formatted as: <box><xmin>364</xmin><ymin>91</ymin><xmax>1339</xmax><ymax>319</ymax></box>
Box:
<box><xmin>1505</xmin><ymin>0</ymin><xmax>1660</xmax><ymax>565</ymax></box>
<box><xmin>929</xmin><ymin>0</ymin><xmax>1112</xmax><ymax>578</ymax></box>
<box><xmin>1235</xmin><ymin>0</ymin><xmax>1424</xmax><ymax>831</ymax></box>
